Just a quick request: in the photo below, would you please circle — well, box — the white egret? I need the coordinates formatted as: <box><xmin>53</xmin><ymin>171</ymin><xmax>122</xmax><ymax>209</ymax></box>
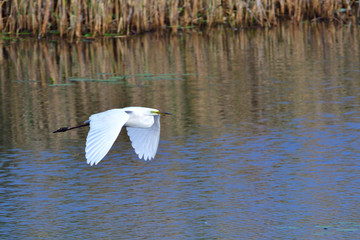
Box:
<box><xmin>53</xmin><ymin>107</ymin><xmax>171</xmax><ymax>165</ymax></box>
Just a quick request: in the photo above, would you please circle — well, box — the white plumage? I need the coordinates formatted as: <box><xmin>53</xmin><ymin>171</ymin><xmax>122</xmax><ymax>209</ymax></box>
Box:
<box><xmin>84</xmin><ymin>107</ymin><xmax>169</xmax><ymax>166</ymax></box>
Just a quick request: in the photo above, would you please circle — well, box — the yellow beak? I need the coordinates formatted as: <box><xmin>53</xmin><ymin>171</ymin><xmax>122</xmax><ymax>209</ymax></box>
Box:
<box><xmin>157</xmin><ymin>111</ymin><xmax>171</xmax><ymax>115</ymax></box>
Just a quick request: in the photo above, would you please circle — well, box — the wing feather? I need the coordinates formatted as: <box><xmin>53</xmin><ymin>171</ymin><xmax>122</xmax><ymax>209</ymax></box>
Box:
<box><xmin>85</xmin><ymin>109</ymin><xmax>129</xmax><ymax>166</ymax></box>
<box><xmin>126</xmin><ymin>115</ymin><xmax>160</xmax><ymax>160</ymax></box>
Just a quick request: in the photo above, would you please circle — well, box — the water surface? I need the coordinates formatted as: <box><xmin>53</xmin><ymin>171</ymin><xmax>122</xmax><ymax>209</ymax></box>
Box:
<box><xmin>1</xmin><ymin>24</ymin><xmax>360</xmax><ymax>239</ymax></box>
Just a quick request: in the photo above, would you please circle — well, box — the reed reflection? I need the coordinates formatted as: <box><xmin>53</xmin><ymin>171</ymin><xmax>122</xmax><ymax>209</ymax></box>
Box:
<box><xmin>0</xmin><ymin>23</ymin><xmax>360</xmax><ymax>149</ymax></box>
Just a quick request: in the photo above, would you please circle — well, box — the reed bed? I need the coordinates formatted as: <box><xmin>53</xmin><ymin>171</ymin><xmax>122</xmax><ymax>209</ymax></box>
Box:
<box><xmin>0</xmin><ymin>0</ymin><xmax>357</xmax><ymax>38</ymax></box>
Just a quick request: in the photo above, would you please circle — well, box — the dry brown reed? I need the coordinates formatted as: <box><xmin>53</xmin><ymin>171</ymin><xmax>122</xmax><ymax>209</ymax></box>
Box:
<box><xmin>0</xmin><ymin>0</ymin><xmax>357</xmax><ymax>38</ymax></box>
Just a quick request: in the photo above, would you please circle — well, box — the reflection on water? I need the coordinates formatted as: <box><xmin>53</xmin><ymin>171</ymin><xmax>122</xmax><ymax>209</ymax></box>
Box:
<box><xmin>1</xmin><ymin>24</ymin><xmax>360</xmax><ymax>238</ymax></box>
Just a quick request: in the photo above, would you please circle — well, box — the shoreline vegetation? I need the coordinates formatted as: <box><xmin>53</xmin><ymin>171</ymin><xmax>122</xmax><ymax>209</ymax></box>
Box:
<box><xmin>0</xmin><ymin>0</ymin><xmax>358</xmax><ymax>39</ymax></box>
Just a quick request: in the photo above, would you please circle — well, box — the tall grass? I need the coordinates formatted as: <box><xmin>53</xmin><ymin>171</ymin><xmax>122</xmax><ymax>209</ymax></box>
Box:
<box><xmin>0</xmin><ymin>0</ymin><xmax>357</xmax><ymax>37</ymax></box>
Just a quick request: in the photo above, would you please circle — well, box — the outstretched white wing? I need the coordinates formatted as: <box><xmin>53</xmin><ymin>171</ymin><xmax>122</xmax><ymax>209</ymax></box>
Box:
<box><xmin>126</xmin><ymin>115</ymin><xmax>160</xmax><ymax>160</ymax></box>
<box><xmin>85</xmin><ymin>109</ymin><xmax>129</xmax><ymax>166</ymax></box>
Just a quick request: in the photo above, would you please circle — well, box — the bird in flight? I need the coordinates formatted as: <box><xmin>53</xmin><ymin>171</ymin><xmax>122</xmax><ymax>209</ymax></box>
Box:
<box><xmin>53</xmin><ymin>107</ymin><xmax>171</xmax><ymax>166</ymax></box>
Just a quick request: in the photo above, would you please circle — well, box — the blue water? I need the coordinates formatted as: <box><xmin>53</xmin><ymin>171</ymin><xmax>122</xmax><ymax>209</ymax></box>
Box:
<box><xmin>2</xmin><ymin>114</ymin><xmax>360</xmax><ymax>239</ymax></box>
